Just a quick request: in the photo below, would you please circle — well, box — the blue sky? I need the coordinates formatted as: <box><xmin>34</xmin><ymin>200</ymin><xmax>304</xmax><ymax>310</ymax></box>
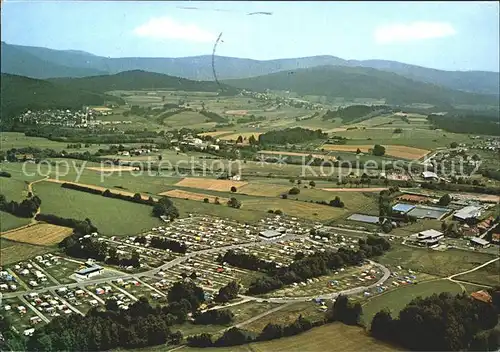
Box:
<box><xmin>2</xmin><ymin>1</ymin><xmax>499</xmax><ymax>71</ymax></box>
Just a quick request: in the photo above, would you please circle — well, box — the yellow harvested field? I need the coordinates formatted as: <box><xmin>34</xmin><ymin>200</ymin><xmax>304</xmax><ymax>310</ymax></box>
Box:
<box><xmin>225</xmin><ymin>110</ymin><xmax>248</xmax><ymax>115</ymax></box>
<box><xmin>2</xmin><ymin>223</ymin><xmax>73</xmax><ymax>246</ymax></box>
<box><xmin>45</xmin><ymin>179</ymin><xmax>155</xmax><ymax>201</ymax></box>
<box><xmin>198</xmin><ymin>130</ymin><xmax>234</xmax><ymax>137</ymax></box>
<box><xmin>175</xmin><ymin>177</ymin><xmax>248</xmax><ymax>191</ymax></box>
<box><xmin>86</xmin><ymin>166</ymin><xmax>139</xmax><ymax>172</ymax></box>
<box><xmin>321</xmin><ymin>144</ymin><xmax>430</xmax><ymax>160</ymax></box>
<box><xmin>325</xmin><ymin>127</ymin><xmax>348</xmax><ymax>133</ymax></box>
<box><xmin>159</xmin><ymin>189</ymin><xmax>229</xmax><ymax>203</ymax></box>
<box><xmin>219</xmin><ymin>132</ymin><xmax>263</xmax><ymax>141</ymax></box>
<box><xmin>259</xmin><ymin>150</ymin><xmax>337</xmax><ymax>161</ymax></box>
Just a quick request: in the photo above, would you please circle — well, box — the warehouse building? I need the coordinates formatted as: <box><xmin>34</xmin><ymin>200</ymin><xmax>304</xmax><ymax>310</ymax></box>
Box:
<box><xmin>259</xmin><ymin>230</ymin><xmax>282</xmax><ymax>240</ymax></box>
<box><xmin>453</xmin><ymin>205</ymin><xmax>482</xmax><ymax>222</ymax></box>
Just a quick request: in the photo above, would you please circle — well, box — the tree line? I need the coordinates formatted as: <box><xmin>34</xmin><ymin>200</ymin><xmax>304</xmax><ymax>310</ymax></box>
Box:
<box><xmin>0</xmin><ymin>194</ymin><xmax>41</xmax><ymax>218</ymax></box>
<box><xmin>428</xmin><ymin>111</ymin><xmax>500</xmax><ymax>136</ymax></box>
<box><xmin>221</xmin><ymin>235</ymin><xmax>391</xmax><ymax>295</ymax></box>
<box><xmin>421</xmin><ymin>181</ymin><xmax>500</xmax><ymax>195</ymax></box>
<box><xmin>322</xmin><ymin>105</ymin><xmax>391</xmax><ymax>123</ymax></box>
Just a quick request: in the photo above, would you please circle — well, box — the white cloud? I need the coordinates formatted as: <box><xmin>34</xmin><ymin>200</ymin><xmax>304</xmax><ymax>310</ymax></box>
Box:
<box><xmin>133</xmin><ymin>17</ymin><xmax>216</xmax><ymax>43</ymax></box>
<box><xmin>374</xmin><ymin>21</ymin><xmax>456</xmax><ymax>44</ymax></box>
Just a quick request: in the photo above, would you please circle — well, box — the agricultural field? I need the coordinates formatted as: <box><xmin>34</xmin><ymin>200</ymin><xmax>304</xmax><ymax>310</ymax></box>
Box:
<box><xmin>32</xmin><ymin>181</ymin><xmax>164</xmax><ymax>236</ymax></box>
<box><xmin>159</xmin><ymin>189</ymin><xmax>229</xmax><ymax>204</ymax></box>
<box><xmin>185</xmin><ymin>323</ymin><xmax>398</xmax><ymax>352</ymax></box>
<box><xmin>321</xmin><ymin>144</ymin><xmax>430</xmax><ymax>160</ymax></box>
<box><xmin>361</xmin><ymin>279</ymin><xmax>466</xmax><ymax>327</ymax></box>
<box><xmin>243</xmin><ymin>198</ymin><xmax>347</xmax><ymax>221</ymax></box>
<box><xmin>0</xmin><ymin>238</ymin><xmax>54</xmax><ymax>265</ymax></box>
<box><xmin>175</xmin><ymin>177</ymin><xmax>249</xmax><ymax>191</ymax></box>
<box><xmin>331</xmin><ymin>128</ymin><xmax>472</xmax><ymax>150</ymax></box>
<box><xmin>1</xmin><ymin>223</ymin><xmax>72</xmax><ymax>246</ymax></box>
<box><xmin>377</xmin><ymin>244</ymin><xmax>497</xmax><ymax>278</ymax></box>
<box><xmin>162</xmin><ymin>111</ymin><xmax>217</xmax><ymax>130</ymax></box>
<box><xmin>0</xmin><ymin>212</ymin><xmax>31</xmax><ymax>232</ymax></box>
<box><xmin>0</xmin><ymin>177</ymin><xmax>30</xmax><ymax>200</ymax></box>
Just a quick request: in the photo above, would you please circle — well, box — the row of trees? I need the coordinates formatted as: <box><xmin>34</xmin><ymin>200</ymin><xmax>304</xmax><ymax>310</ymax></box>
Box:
<box><xmin>0</xmin><ymin>194</ymin><xmax>41</xmax><ymax>218</ymax></box>
<box><xmin>422</xmin><ymin>181</ymin><xmax>500</xmax><ymax>195</ymax></box>
<box><xmin>245</xmin><ymin>235</ymin><xmax>391</xmax><ymax>295</ymax></box>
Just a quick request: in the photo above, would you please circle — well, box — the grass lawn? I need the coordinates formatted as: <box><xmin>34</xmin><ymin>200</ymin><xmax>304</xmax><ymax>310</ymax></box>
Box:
<box><xmin>0</xmin><ymin>177</ymin><xmax>30</xmax><ymax>200</ymax></box>
<box><xmin>183</xmin><ymin>323</ymin><xmax>398</xmax><ymax>352</ymax></box>
<box><xmin>0</xmin><ymin>238</ymin><xmax>55</xmax><ymax>265</ymax></box>
<box><xmin>244</xmin><ymin>302</ymin><xmax>326</xmax><ymax>333</ymax></box>
<box><xmin>376</xmin><ymin>244</ymin><xmax>497</xmax><ymax>278</ymax></box>
<box><xmin>455</xmin><ymin>260</ymin><xmax>500</xmax><ymax>287</ymax></box>
<box><xmin>361</xmin><ymin>279</ymin><xmax>463</xmax><ymax>326</ymax></box>
<box><xmin>0</xmin><ymin>212</ymin><xmax>31</xmax><ymax>232</ymax></box>
<box><xmin>232</xmin><ymin>302</ymin><xmax>281</xmax><ymax>325</ymax></box>
<box><xmin>32</xmin><ymin>181</ymin><xmax>164</xmax><ymax>236</ymax></box>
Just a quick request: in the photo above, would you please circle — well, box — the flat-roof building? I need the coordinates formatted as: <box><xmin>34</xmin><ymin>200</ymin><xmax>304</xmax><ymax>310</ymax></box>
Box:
<box><xmin>409</xmin><ymin>229</ymin><xmax>444</xmax><ymax>247</ymax></box>
<box><xmin>392</xmin><ymin>203</ymin><xmax>416</xmax><ymax>214</ymax></box>
<box><xmin>469</xmin><ymin>237</ymin><xmax>490</xmax><ymax>248</ymax></box>
<box><xmin>259</xmin><ymin>230</ymin><xmax>282</xmax><ymax>240</ymax></box>
<box><xmin>75</xmin><ymin>265</ymin><xmax>103</xmax><ymax>279</ymax></box>
<box><xmin>453</xmin><ymin>205</ymin><xmax>482</xmax><ymax>222</ymax></box>
<box><xmin>422</xmin><ymin>171</ymin><xmax>438</xmax><ymax>180</ymax></box>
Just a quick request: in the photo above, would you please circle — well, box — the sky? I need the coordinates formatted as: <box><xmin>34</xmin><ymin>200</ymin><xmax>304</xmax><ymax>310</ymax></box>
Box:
<box><xmin>2</xmin><ymin>1</ymin><xmax>499</xmax><ymax>72</ymax></box>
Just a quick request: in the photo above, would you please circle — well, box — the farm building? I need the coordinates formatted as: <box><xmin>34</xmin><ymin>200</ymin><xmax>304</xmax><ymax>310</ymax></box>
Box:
<box><xmin>409</xmin><ymin>229</ymin><xmax>444</xmax><ymax>247</ymax></box>
<box><xmin>259</xmin><ymin>230</ymin><xmax>282</xmax><ymax>240</ymax></box>
<box><xmin>453</xmin><ymin>205</ymin><xmax>482</xmax><ymax>222</ymax></box>
<box><xmin>469</xmin><ymin>237</ymin><xmax>490</xmax><ymax>248</ymax></box>
<box><xmin>392</xmin><ymin>203</ymin><xmax>416</xmax><ymax>214</ymax></box>
<box><xmin>75</xmin><ymin>265</ymin><xmax>103</xmax><ymax>279</ymax></box>
<box><xmin>470</xmin><ymin>290</ymin><xmax>492</xmax><ymax>303</ymax></box>
<box><xmin>422</xmin><ymin>171</ymin><xmax>438</xmax><ymax>180</ymax></box>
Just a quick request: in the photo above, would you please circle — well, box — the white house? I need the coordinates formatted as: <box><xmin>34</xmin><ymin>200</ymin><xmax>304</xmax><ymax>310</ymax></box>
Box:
<box><xmin>410</xmin><ymin>229</ymin><xmax>444</xmax><ymax>247</ymax></box>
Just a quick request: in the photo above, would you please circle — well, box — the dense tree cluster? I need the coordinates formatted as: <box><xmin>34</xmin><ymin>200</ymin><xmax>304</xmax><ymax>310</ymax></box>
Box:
<box><xmin>322</xmin><ymin>105</ymin><xmax>390</xmax><ymax>123</ymax></box>
<box><xmin>0</xmin><ymin>171</ymin><xmax>12</xmax><ymax>178</ymax></box>
<box><xmin>329</xmin><ymin>196</ymin><xmax>345</xmax><ymax>208</ymax></box>
<box><xmin>193</xmin><ymin>309</ymin><xmax>234</xmax><ymax>325</ymax></box>
<box><xmin>258</xmin><ymin>127</ymin><xmax>327</xmax><ymax>145</ymax></box>
<box><xmin>214</xmin><ymin>281</ymin><xmax>240</xmax><ymax>303</ymax></box>
<box><xmin>428</xmin><ymin>111</ymin><xmax>500</xmax><ymax>136</ymax></box>
<box><xmin>146</xmin><ymin>236</ymin><xmax>188</xmax><ymax>254</ymax></box>
<box><xmin>198</xmin><ymin>110</ymin><xmax>227</xmax><ymax>123</ymax></box>
<box><xmin>152</xmin><ymin>197</ymin><xmax>180</xmax><ymax>220</ymax></box>
<box><xmin>220</xmin><ymin>250</ymin><xmax>276</xmax><ymax>272</ymax></box>
<box><xmin>370</xmin><ymin>291</ymin><xmax>500</xmax><ymax>351</ymax></box>
<box><xmin>0</xmin><ymin>194</ymin><xmax>41</xmax><ymax>218</ymax></box>
<box><xmin>438</xmin><ymin>193</ymin><xmax>452</xmax><ymax>206</ymax></box>
<box><xmin>372</xmin><ymin>144</ymin><xmax>386</xmax><ymax>156</ymax></box>
<box><xmin>35</xmin><ymin>214</ymin><xmax>97</xmax><ymax>236</ymax></box>
<box><xmin>167</xmin><ymin>281</ymin><xmax>205</xmax><ymax>311</ymax></box>
<box><xmin>227</xmin><ymin>197</ymin><xmax>242</xmax><ymax>209</ymax></box>
<box><xmin>325</xmin><ymin>295</ymin><xmax>362</xmax><ymax>326</ymax></box>
<box><xmin>25</xmin><ymin>297</ymin><xmax>184</xmax><ymax>351</ymax></box>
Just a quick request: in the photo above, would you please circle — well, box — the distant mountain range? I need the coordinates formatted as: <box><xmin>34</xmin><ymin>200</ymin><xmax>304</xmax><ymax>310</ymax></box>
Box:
<box><xmin>224</xmin><ymin>66</ymin><xmax>500</xmax><ymax>107</ymax></box>
<box><xmin>2</xmin><ymin>42</ymin><xmax>499</xmax><ymax>96</ymax></box>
